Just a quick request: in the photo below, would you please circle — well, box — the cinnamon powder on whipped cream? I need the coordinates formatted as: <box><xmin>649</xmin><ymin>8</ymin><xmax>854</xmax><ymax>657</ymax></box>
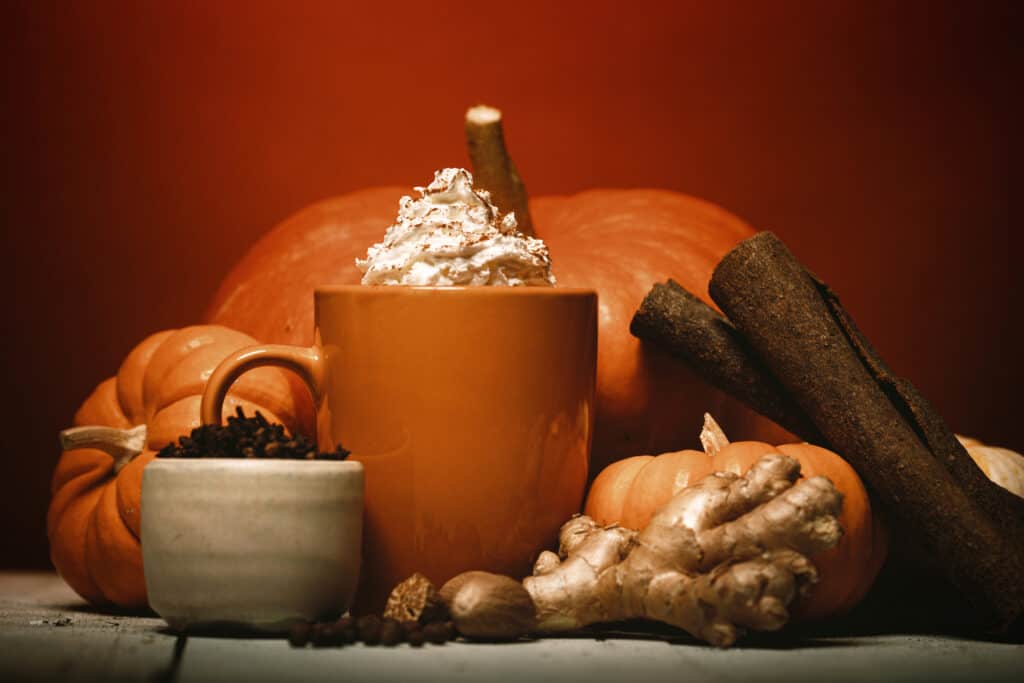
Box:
<box><xmin>356</xmin><ymin>168</ymin><xmax>556</xmax><ymax>287</ymax></box>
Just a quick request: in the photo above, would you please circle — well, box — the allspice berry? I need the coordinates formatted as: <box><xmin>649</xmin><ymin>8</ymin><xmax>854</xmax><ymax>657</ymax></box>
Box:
<box><xmin>288</xmin><ymin>621</ymin><xmax>312</xmax><ymax>647</ymax></box>
<box><xmin>380</xmin><ymin>619</ymin><xmax>404</xmax><ymax>646</ymax></box>
<box><xmin>357</xmin><ymin>615</ymin><xmax>382</xmax><ymax>645</ymax></box>
<box><xmin>311</xmin><ymin>622</ymin><xmax>347</xmax><ymax>647</ymax></box>
<box><xmin>407</xmin><ymin>629</ymin><xmax>426</xmax><ymax>647</ymax></box>
<box><xmin>336</xmin><ymin>616</ymin><xmax>357</xmax><ymax>644</ymax></box>
<box><xmin>421</xmin><ymin>621</ymin><xmax>453</xmax><ymax>644</ymax></box>
<box><xmin>286</xmin><ymin>609</ymin><xmax>454</xmax><ymax>649</ymax></box>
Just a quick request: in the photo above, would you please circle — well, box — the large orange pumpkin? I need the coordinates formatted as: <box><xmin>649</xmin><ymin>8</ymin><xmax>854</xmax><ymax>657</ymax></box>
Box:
<box><xmin>584</xmin><ymin>416</ymin><xmax>887</xmax><ymax>621</ymax></box>
<box><xmin>204</xmin><ymin>129</ymin><xmax>757</xmax><ymax>474</ymax></box>
<box><xmin>48</xmin><ymin>325</ymin><xmax>312</xmax><ymax>607</ymax></box>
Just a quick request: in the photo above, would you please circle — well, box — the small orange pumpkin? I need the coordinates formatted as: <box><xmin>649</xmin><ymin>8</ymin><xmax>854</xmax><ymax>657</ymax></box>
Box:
<box><xmin>48</xmin><ymin>325</ymin><xmax>313</xmax><ymax>607</ymax></box>
<box><xmin>584</xmin><ymin>415</ymin><xmax>887</xmax><ymax>621</ymax></box>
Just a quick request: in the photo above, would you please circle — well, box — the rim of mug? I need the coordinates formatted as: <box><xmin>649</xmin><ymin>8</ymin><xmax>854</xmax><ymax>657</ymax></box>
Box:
<box><xmin>314</xmin><ymin>285</ymin><xmax>597</xmax><ymax>296</ymax></box>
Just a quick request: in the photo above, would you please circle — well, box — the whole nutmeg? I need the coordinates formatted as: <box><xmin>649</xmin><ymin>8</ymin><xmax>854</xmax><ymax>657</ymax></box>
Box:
<box><xmin>439</xmin><ymin>570</ymin><xmax>492</xmax><ymax>606</ymax></box>
<box><xmin>441</xmin><ymin>571</ymin><xmax>535</xmax><ymax>641</ymax></box>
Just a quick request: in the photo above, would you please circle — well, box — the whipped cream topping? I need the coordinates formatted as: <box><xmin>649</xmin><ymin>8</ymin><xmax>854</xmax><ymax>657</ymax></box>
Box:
<box><xmin>356</xmin><ymin>168</ymin><xmax>556</xmax><ymax>287</ymax></box>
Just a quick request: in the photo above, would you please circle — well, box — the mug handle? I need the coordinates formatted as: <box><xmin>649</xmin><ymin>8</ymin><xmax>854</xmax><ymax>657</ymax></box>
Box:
<box><xmin>200</xmin><ymin>344</ymin><xmax>325</xmax><ymax>427</ymax></box>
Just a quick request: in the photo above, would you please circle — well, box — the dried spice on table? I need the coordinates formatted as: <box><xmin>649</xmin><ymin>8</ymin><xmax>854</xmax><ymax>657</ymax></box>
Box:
<box><xmin>287</xmin><ymin>577</ymin><xmax>458</xmax><ymax>648</ymax></box>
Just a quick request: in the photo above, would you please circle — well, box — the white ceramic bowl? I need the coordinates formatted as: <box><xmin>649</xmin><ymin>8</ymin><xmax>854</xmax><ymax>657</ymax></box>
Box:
<box><xmin>141</xmin><ymin>458</ymin><xmax>363</xmax><ymax>632</ymax></box>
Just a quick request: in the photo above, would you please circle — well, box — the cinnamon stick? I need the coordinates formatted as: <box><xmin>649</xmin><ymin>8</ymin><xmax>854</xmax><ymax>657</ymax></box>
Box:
<box><xmin>708</xmin><ymin>231</ymin><xmax>1024</xmax><ymax>630</ymax></box>
<box><xmin>464</xmin><ymin>105</ymin><xmax>534</xmax><ymax>235</ymax></box>
<box><xmin>629</xmin><ymin>280</ymin><xmax>823</xmax><ymax>443</ymax></box>
<box><xmin>807</xmin><ymin>273</ymin><xmax>1024</xmax><ymax>535</ymax></box>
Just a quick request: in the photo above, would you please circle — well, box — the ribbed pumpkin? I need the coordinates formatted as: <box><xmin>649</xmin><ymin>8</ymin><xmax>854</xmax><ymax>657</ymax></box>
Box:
<box><xmin>204</xmin><ymin>171</ymin><xmax>756</xmax><ymax>475</ymax></box>
<box><xmin>584</xmin><ymin>415</ymin><xmax>887</xmax><ymax>621</ymax></box>
<box><xmin>48</xmin><ymin>325</ymin><xmax>313</xmax><ymax>607</ymax></box>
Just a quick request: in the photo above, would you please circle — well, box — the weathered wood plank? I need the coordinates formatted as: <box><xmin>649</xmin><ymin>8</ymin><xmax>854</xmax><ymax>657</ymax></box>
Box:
<box><xmin>177</xmin><ymin>633</ymin><xmax>1024</xmax><ymax>683</ymax></box>
<box><xmin>2</xmin><ymin>573</ymin><xmax>1023</xmax><ymax>683</ymax></box>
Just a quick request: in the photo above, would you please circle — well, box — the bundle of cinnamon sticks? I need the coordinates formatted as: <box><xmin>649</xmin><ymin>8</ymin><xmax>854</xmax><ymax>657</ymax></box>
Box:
<box><xmin>631</xmin><ymin>231</ymin><xmax>1024</xmax><ymax>632</ymax></box>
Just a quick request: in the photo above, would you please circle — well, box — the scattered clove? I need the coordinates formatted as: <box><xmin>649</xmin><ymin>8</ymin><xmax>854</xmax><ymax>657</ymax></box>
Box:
<box><xmin>284</xmin><ymin>612</ymin><xmax>458</xmax><ymax>648</ymax></box>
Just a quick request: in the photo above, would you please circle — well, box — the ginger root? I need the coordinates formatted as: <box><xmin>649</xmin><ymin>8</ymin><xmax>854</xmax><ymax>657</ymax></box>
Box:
<box><xmin>448</xmin><ymin>454</ymin><xmax>843</xmax><ymax>647</ymax></box>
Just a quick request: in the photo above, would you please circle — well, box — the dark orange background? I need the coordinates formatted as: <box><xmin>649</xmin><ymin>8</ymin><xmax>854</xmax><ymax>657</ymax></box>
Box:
<box><xmin>2</xmin><ymin>1</ymin><xmax>1018</xmax><ymax>569</ymax></box>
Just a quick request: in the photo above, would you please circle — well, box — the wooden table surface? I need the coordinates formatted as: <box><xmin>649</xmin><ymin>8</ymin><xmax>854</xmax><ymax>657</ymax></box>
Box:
<box><xmin>2</xmin><ymin>572</ymin><xmax>1022</xmax><ymax>683</ymax></box>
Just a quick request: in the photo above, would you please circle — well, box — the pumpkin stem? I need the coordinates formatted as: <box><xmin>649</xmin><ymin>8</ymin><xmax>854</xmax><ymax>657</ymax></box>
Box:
<box><xmin>700</xmin><ymin>413</ymin><xmax>730</xmax><ymax>455</ymax></box>
<box><xmin>60</xmin><ymin>424</ymin><xmax>148</xmax><ymax>474</ymax></box>
<box><xmin>464</xmin><ymin>105</ymin><xmax>534</xmax><ymax>235</ymax></box>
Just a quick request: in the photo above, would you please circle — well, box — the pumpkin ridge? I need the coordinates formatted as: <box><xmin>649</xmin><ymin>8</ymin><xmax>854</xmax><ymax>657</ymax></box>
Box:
<box><xmin>145</xmin><ymin>326</ymin><xmax>286</xmax><ymax>423</ymax></box>
<box><xmin>141</xmin><ymin>326</ymin><xmax>245</xmax><ymax>420</ymax></box>
<box><xmin>202</xmin><ymin>187</ymin><xmax>404</xmax><ymax>330</ymax></box>
<box><xmin>116</xmin><ymin>330</ymin><xmax>175</xmax><ymax>424</ymax></box>
<box><xmin>621</xmin><ymin>458</ymin><xmax>656</xmax><ymax>529</ymax></box>
<box><xmin>87</xmin><ymin>483</ymin><xmax>146</xmax><ymax>605</ymax></box>
<box><xmin>50</xmin><ymin>486</ymin><xmax>107</xmax><ymax>605</ymax></box>
<box><xmin>49</xmin><ymin>449</ymin><xmax>112</xmax><ymax>499</ymax></box>
<box><xmin>75</xmin><ymin>378</ymin><xmax>132</xmax><ymax>430</ymax></box>
<box><xmin>83</xmin><ymin>489</ymin><xmax>111</xmax><ymax>602</ymax></box>
<box><xmin>115</xmin><ymin>451</ymin><xmax>153</xmax><ymax>540</ymax></box>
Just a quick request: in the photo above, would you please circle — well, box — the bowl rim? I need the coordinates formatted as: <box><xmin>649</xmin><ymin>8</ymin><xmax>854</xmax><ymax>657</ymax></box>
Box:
<box><xmin>145</xmin><ymin>458</ymin><xmax>364</xmax><ymax>472</ymax></box>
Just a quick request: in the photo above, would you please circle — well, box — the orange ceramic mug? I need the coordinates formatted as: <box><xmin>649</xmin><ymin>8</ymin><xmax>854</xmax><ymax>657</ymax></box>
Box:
<box><xmin>200</xmin><ymin>285</ymin><xmax>597</xmax><ymax>612</ymax></box>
